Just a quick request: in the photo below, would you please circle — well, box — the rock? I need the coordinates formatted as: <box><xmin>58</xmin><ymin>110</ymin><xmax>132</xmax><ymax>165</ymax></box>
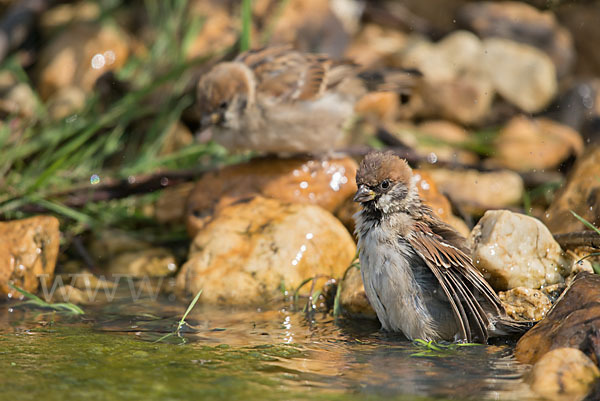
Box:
<box><xmin>401</xmin><ymin>31</ymin><xmax>495</xmax><ymax>124</ymax></box>
<box><xmin>543</xmin><ymin>146</ymin><xmax>600</xmax><ymax>234</ymax></box>
<box><xmin>345</xmin><ymin>23</ymin><xmax>409</xmax><ymax>68</ymax></box>
<box><xmin>89</xmin><ymin>229</ymin><xmax>177</xmax><ymax>277</ymax></box>
<box><xmin>482</xmin><ymin>38</ymin><xmax>557</xmax><ymax>113</ymax></box>
<box><xmin>265</xmin><ymin>0</ymin><xmax>350</xmax><ymax>58</ymax></box>
<box><xmin>46</xmin><ymin>86</ymin><xmax>86</xmax><ymax>120</ymax></box>
<box><xmin>0</xmin><ymin>216</ymin><xmax>60</xmax><ymax>300</ymax></box>
<box><xmin>36</xmin><ymin>22</ymin><xmax>130</xmax><ymax>100</ymax></box>
<box><xmin>426</xmin><ymin>168</ymin><xmax>524</xmax><ymax>213</ymax></box>
<box><xmin>516</xmin><ymin>272</ymin><xmax>600</xmax><ymax>365</ymax></box>
<box><xmin>185</xmin><ymin>1</ymin><xmax>237</xmax><ymax>60</ymax></box>
<box><xmin>155</xmin><ymin>182</ymin><xmax>196</xmax><ymax>225</ymax></box>
<box><xmin>177</xmin><ymin>196</ymin><xmax>356</xmax><ymax>304</ymax></box>
<box><xmin>528</xmin><ymin>348</ymin><xmax>599</xmax><ymax>401</ymax></box>
<box><xmin>186</xmin><ymin>156</ymin><xmax>358</xmax><ymax>236</ymax></box>
<box><xmin>107</xmin><ymin>248</ymin><xmax>177</xmax><ymax>278</ymax></box>
<box><xmin>339</xmin><ymin>266</ymin><xmax>377</xmax><ymax>320</ymax></box>
<box><xmin>416</xmin><ymin>120</ymin><xmax>479</xmax><ymax>165</ymax></box>
<box><xmin>0</xmin><ymin>71</ymin><xmax>38</xmax><ymax>119</ymax></box>
<box><xmin>491</xmin><ymin>116</ymin><xmax>584</xmax><ymax>171</ymax></box>
<box><xmin>499</xmin><ymin>287</ymin><xmax>552</xmax><ymax>322</ymax></box>
<box><xmin>457</xmin><ymin>1</ymin><xmax>575</xmax><ymax>77</ymax></box>
<box><xmin>468</xmin><ymin>210</ymin><xmax>588</xmax><ymax>290</ymax></box>
<box><xmin>47</xmin><ymin>284</ymin><xmax>92</xmax><ymax>305</ymax></box>
<box><xmin>556</xmin><ymin>2</ymin><xmax>600</xmax><ymax>77</ymax></box>
<box><xmin>39</xmin><ymin>2</ymin><xmax>100</xmax><ymax>35</ymax></box>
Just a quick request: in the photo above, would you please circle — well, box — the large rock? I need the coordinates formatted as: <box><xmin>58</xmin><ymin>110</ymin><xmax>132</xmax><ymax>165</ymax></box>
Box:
<box><xmin>544</xmin><ymin>146</ymin><xmax>600</xmax><ymax>234</ymax></box>
<box><xmin>516</xmin><ymin>272</ymin><xmax>600</xmax><ymax>365</ymax></box>
<box><xmin>186</xmin><ymin>156</ymin><xmax>358</xmax><ymax>236</ymax></box>
<box><xmin>482</xmin><ymin>38</ymin><xmax>557</xmax><ymax>113</ymax></box>
<box><xmin>427</xmin><ymin>168</ymin><xmax>524</xmax><ymax>214</ymax></box>
<box><xmin>35</xmin><ymin>22</ymin><xmax>130</xmax><ymax>100</ymax></box>
<box><xmin>457</xmin><ymin>1</ymin><xmax>575</xmax><ymax>77</ymax></box>
<box><xmin>528</xmin><ymin>348</ymin><xmax>599</xmax><ymax>401</ymax></box>
<box><xmin>401</xmin><ymin>31</ymin><xmax>495</xmax><ymax>125</ymax></box>
<box><xmin>177</xmin><ymin>196</ymin><xmax>356</xmax><ymax>304</ymax></box>
<box><xmin>491</xmin><ymin>116</ymin><xmax>584</xmax><ymax>172</ymax></box>
<box><xmin>0</xmin><ymin>216</ymin><xmax>60</xmax><ymax>299</ymax></box>
<box><xmin>468</xmin><ymin>210</ymin><xmax>589</xmax><ymax>290</ymax></box>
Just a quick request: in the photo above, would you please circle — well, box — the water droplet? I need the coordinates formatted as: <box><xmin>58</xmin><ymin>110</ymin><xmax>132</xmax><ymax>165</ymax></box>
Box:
<box><xmin>91</xmin><ymin>53</ymin><xmax>106</xmax><ymax>69</ymax></box>
<box><xmin>305</xmin><ymin>233</ymin><xmax>313</xmax><ymax>240</ymax></box>
<box><xmin>426</xmin><ymin>152</ymin><xmax>438</xmax><ymax>164</ymax></box>
<box><xmin>300</xmin><ymin>181</ymin><xmax>309</xmax><ymax>189</ymax></box>
<box><xmin>90</xmin><ymin>174</ymin><xmax>100</xmax><ymax>185</ymax></box>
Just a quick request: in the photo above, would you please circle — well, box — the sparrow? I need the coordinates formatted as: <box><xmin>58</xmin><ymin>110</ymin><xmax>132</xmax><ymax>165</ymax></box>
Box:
<box><xmin>196</xmin><ymin>46</ymin><xmax>419</xmax><ymax>154</ymax></box>
<box><xmin>353</xmin><ymin>151</ymin><xmax>531</xmax><ymax>343</ymax></box>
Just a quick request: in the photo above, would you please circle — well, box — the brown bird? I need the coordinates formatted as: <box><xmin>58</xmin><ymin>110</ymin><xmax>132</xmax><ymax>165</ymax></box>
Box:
<box><xmin>353</xmin><ymin>151</ymin><xmax>531</xmax><ymax>343</ymax></box>
<box><xmin>196</xmin><ymin>46</ymin><xmax>419</xmax><ymax>154</ymax></box>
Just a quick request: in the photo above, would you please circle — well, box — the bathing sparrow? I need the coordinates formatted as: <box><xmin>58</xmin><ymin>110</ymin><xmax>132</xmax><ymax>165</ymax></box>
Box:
<box><xmin>353</xmin><ymin>151</ymin><xmax>531</xmax><ymax>343</ymax></box>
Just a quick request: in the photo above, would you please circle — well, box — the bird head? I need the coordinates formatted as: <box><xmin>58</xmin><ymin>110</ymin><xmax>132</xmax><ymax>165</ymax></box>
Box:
<box><xmin>354</xmin><ymin>152</ymin><xmax>417</xmax><ymax>214</ymax></box>
<box><xmin>196</xmin><ymin>62</ymin><xmax>255</xmax><ymax>128</ymax></box>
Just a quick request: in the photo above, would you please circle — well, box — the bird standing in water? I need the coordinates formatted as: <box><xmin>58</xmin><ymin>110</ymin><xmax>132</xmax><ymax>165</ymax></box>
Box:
<box><xmin>353</xmin><ymin>151</ymin><xmax>530</xmax><ymax>343</ymax></box>
<box><xmin>196</xmin><ymin>46</ymin><xmax>419</xmax><ymax>154</ymax></box>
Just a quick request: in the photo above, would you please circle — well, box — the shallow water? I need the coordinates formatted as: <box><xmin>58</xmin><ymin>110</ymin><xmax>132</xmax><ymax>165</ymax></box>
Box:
<box><xmin>0</xmin><ymin>284</ymin><xmax>541</xmax><ymax>401</ymax></box>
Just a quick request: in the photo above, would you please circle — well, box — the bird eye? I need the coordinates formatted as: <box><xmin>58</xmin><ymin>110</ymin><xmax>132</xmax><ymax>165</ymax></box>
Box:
<box><xmin>380</xmin><ymin>180</ymin><xmax>390</xmax><ymax>189</ymax></box>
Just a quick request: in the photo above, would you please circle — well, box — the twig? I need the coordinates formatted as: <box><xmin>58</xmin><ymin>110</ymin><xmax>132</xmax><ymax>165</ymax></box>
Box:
<box><xmin>554</xmin><ymin>231</ymin><xmax>600</xmax><ymax>250</ymax></box>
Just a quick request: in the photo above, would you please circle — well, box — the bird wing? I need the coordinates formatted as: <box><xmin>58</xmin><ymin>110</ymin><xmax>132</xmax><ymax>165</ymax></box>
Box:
<box><xmin>407</xmin><ymin>218</ymin><xmax>504</xmax><ymax>343</ymax></box>
<box><xmin>236</xmin><ymin>47</ymin><xmax>352</xmax><ymax>101</ymax></box>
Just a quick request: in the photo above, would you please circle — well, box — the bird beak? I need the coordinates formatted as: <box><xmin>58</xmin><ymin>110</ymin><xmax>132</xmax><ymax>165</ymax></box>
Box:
<box><xmin>353</xmin><ymin>185</ymin><xmax>375</xmax><ymax>203</ymax></box>
<box><xmin>201</xmin><ymin>112</ymin><xmax>222</xmax><ymax>127</ymax></box>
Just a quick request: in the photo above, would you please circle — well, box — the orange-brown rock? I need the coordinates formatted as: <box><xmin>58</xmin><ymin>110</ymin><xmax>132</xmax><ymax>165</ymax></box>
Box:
<box><xmin>491</xmin><ymin>116</ymin><xmax>583</xmax><ymax>172</ymax></box>
<box><xmin>155</xmin><ymin>182</ymin><xmax>196</xmax><ymax>225</ymax></box>
<box><xmin>36</xmin><ymin>22</ymin><xmax>130</xmax><ymax>100</ymax></box>
<box><xmin>186</xmin><ymin>156</ymin><xmax>358</xmax><ymax>237</ymax></box>
<box><xmin>544</xmin><ymin>146</ymin><xmax>600</xmax><ymax>234</ymax></box>
<box><xmin>339</xmin><ymin>266</ymin><xmax>377</xmax><ymax>320</ymax></box>
<box><xmin>499</xmin><ymin>287</ymin><xmax>552</xmax><ymax>322</ymax></box>
<box><xmin>0</xmin><ymin>216</ymin><xmax>60</xmax><ymax>300</ymax></box>
<box><xmin>528</xmin><ymin>348</ymin><xmax>599</xmax><ymax>401</ymax></box>
<box><xmin>177</xmin><ymin>196</ymin><xmax>356</xmax><ymax>305</ymax></box>
<box><xmin>516</xmin><ymin>272</ymin><xmax>600</xmax><ymax>365</ymax></box>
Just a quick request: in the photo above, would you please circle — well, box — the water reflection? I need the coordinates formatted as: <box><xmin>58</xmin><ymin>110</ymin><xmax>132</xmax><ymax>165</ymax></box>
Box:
<box><xmin>0</xmin><ymin>286</ymin><xmax>540</xmax><ymax>401</ymax></box>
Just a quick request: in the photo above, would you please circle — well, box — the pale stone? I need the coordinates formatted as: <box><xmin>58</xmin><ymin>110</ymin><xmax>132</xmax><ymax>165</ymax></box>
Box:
<box><xmin>427</xmin><ymin>168</ymin><xmax>524</xmax><ymax>213</ymax></box>
<box><xmin>491</xmin><ymin>116</ymin><xmax>583</xmax><ymax>172</ymax></box>
<box><xmin>108</xmin><ymin>248</ymin><xmax>177</xmax><ymax>278</ymax></box>
<box><xmin>528</xmin><ymin>348</ymin><xmax>599</xmax><ymax>401</ymax></box>
<box><xmin>468</xmin><ymin>210</ymin><xmax>580</xmax><ymax>290</ymax></box>
<box><xmin>482</xmin><ymin>38</ymin><xmax>557</xmax><ymax>113</ymax></box>
<box><xmin>177</xmin><ymin>196</ymin><xmax>356</xmax><ymax>305</ymax></box>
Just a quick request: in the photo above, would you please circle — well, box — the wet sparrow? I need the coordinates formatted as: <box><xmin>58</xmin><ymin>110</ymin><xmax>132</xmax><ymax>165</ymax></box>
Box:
<box><xmin>196</xmin><ymin>46</ymin><xmax>418</xmax><ymax>154</ymax></box>
<box><xmin>353</xmin><ymin>152</ymin><xmax>530</xmax><ymax>343</ymax></box>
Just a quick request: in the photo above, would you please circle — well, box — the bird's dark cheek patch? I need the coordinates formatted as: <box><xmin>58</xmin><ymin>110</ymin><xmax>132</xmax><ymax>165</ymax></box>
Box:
<box><xmin>390</xmin><ymin>186</ymin><xmax>408</xmax><ymax>202</ymax></box>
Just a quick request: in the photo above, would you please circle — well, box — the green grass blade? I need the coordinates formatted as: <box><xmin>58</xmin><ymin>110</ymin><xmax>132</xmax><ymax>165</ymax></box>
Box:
<box><xmin>176</xmin><ymin>289</ymin><xmax>203</xmax><ymax>332</ymax></box>
<box><xmin>240</xmin><ymin>0</ymin><xmax>252</xmax><ymax>52</ymax></box>
<box><xmin>570</xmin><ymin>210</ymin><xmax>600</xmax><ymax>236</ymax></box>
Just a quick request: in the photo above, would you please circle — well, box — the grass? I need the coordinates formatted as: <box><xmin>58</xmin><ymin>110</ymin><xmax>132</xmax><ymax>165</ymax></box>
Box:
<box><xmin>154</xmin><ymin>289</ymin><xmax>202</xmax><ymax>344</ymax></box>
<box><xmin>410</xmin><ymin>339</ymin><xmax>479</xmax><ymax>358</ymax></box>
<box><xmin>9</xmin><ymin>284</ymin><xmax>84</xmax><ymax>315</ymax></box>
<box><xmin>0</xmin><ymin>1</ymin><xmax>240</xmax><ymax>245</ymax></box>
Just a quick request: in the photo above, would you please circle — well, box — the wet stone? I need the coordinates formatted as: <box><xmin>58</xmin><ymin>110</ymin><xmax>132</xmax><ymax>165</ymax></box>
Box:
<box><xmin>186</xmin><ymin>156</ymin><xmax>358</xmax><ymax>237</ymax></box>
<box><xmin>339</xmin><ymin>266</ymin><xmax>377</xmax><ymax>320</ymax></box>
<box><xmin>468</xmin><ymin>210</ymin><xmax>588</xmax><ymax>291</ymax></box>
<box><xmin>499</xmin><ymin>287</ymin><xmax>552</xmax><ymax>322</ymax></box>
<box><xmin>177</xmin><ymin>196</ymin><xmax>356</xmax><ymax>305</ymax></box>
<box><xmin>516</xmin><ymin>272</ymin><xmax>600</xmax><ymax>365</ymax></box>
<box><xmin>0</xmin><ymin>216</ymin><xmax>60</xmax><ymax>299</ymax></box>
<box><xmin>528</xmin><ymin>348</ymin><xmax>599</xmax><ymax>401</ymax></box>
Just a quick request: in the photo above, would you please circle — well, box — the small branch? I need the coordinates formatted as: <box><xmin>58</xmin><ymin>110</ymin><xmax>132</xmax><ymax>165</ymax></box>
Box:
<box><xmin>554</xmin><ymin>231</ymin><xmax>600</xmax><ymax>250</ymax></box>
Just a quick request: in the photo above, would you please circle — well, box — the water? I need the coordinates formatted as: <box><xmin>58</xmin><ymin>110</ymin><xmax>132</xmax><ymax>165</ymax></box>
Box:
<box><xmin>0</xmin><ymin>285</ymin><xmax>540</xmax><ymax>401</ymax></box>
